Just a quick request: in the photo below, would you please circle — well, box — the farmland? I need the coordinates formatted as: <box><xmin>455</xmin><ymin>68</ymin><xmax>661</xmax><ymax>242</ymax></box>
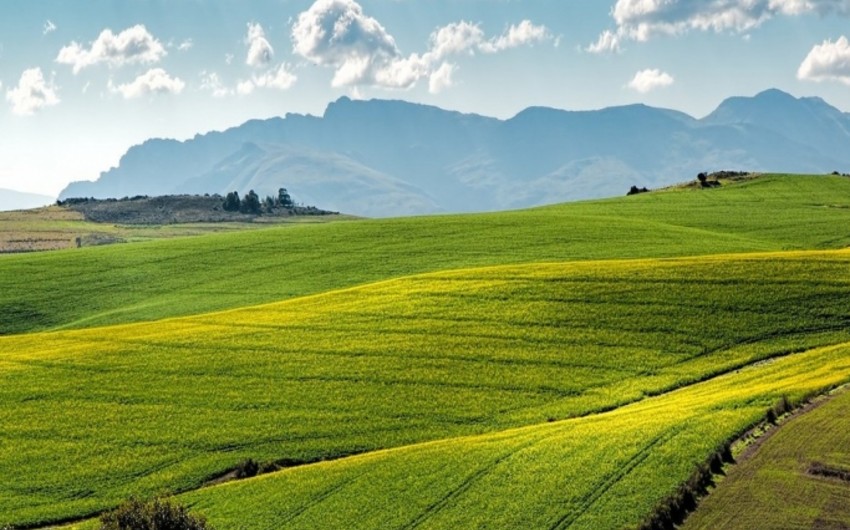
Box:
<box><xmin>683</xmin><ymin>386</ymin><xmax>850</xmax><ymax>529</ymax></box>
<box><xmin>3</xmin><ymin>174</ymin><xmax>850</xmax><ymax>335</ymax></box>
<box><xmin>2</xmin><ymin>174</ymin><xmax>850</xmax><ymax>528</ymax></box>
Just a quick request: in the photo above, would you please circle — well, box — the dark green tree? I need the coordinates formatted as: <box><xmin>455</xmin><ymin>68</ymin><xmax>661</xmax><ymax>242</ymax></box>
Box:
<box><xmin>278</xmin><ymin>187</ymin><xmax>293</xmax><ymax>208</ymax></box>
<box><xmin>222</xmin><ymin>191</ymin><xmax>240</xmax><ymax>212</ymax></box>
<box><xmin>241</xmin><ymin>190</ymin><xmax>261</xmax><ymax>214</ymax></box>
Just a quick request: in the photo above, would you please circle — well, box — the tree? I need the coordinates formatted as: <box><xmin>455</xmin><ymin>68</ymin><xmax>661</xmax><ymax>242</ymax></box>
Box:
<box><xmin>222</xmin><ymin>191</ymin><xmax>240</xmax><ymax>212</ymax></box>
<box><xmin>278</xmin><ymin>187</ymin><xmax>293</xmax><ymax>208</ymax></box>
<box><xmin>99</xmin><ymin>498</ymin><xmax>213</xmax><ymax>530</ymax></box>
<box><xmin>697</xmin><ymin>172</ymin><xmax>708</xmax><ymax>185</ymax></box>
<box><xmin>263</xmin><ymin>195</ymin><xmax>276</xmax><ymax>212</ymax></box>
<box><xmin>240</xmin><ymin>190</ymin><xmax>261</xmax><ymax>214</ymax></box>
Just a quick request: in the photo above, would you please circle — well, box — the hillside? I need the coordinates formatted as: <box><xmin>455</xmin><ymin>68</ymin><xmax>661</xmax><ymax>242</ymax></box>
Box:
<box><xmin>59</xmin><ymin>194</ymin><xmax>337</xmax><ymax>224</ymax></box>
<box><xmin>59</xmin><ymin>90</ymin><xmax>850</xmax><ymax>217</ymax></box>
<box><xmin>4</xmin><ymin>174</ymin><xmax>850</xmax><ymax>335</ymax></box>
<box><xmin>3</xmin><ymin>250</ymin><xmax>850</xmax><ymax>527</ymax></box>
<box><xmin>4</xmin><ymin>174</ymin><xmax>850</xmax><ymax>529</ymax></box>
<box><xmin>684</xmin><ymin>387</ymin><xmax>850</xmax><ymax>529</ymax></box>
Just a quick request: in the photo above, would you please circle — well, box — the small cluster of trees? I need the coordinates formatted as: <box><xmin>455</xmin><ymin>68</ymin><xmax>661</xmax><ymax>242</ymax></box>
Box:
<box><xmin>627</xmin><ymin>185</ymin><xmax>649</xmax><ymax>196</ymax></box>
<box><xmin>222</xmin><ymin>187</ymin><xmax>294</xmax><ymax>214</ymax></box>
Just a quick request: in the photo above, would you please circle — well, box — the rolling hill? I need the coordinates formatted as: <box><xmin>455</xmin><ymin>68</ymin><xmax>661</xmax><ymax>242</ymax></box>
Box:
<box><xmin>6</xmin><ymin>174</ymin><xmax>850</xmax><ymax>335</ymax></box>
<box><xmin>59</xmin><ymin>90</ymin><xmax>850</xmax><ymax>216</ymax></box>
<box><xmin>3</xmin><ymin>174</ymin><xmax>850</xmax><ymax>529</ymax></box>
<box><xmin>3</xmin><ymin>250</ymin><xmax>850</xmax><ymax>527</ymax></box>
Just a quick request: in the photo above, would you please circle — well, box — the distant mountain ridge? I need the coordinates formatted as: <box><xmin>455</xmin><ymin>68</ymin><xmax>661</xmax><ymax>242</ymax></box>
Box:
<box><xmin>60</xmin><ymin>89</ymin><xmax>850</xmax><ymax>217</ymax></box>
<box><xmin>0</xmin><ymin>188</ymin><xmax>54</xmax><ymax>212</ymax></box>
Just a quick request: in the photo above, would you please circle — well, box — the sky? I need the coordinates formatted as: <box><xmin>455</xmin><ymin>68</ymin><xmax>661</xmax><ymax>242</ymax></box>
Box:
<box><xmin>2</xmin><ymin>0</ymin><xmax>850</xmax><ymax>197</ymax></box>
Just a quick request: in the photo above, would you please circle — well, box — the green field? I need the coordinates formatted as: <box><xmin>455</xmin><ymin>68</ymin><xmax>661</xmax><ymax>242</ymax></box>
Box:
<box><xmin>683</xmin><ymin>387</ymin><xmax>850</xmax><ymax>530</ymax></box>
<box><xmin>2</xmin><ymin>174</ymin><xmax>850</xmax><ymax>529</ymax></box>
<box><xmin>3</xmin><ymin>174</ymin><xmax>850</xmax><ymax>335</ymax></box>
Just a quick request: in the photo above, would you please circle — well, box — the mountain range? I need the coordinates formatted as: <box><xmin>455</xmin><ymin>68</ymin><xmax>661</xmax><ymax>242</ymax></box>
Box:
<box><xmin>0</xmin><ymin>188</ymin><xmax>55</xmax><ymax>212</ymax></box>
<box><xmin>59</xmin><ymin>89</ymin><xmax>850</xmax><ymax>217</ymax></box>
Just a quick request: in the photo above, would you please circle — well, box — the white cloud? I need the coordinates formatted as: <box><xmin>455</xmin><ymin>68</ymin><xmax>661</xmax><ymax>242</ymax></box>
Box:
<box><xmin>429</xmin><ymin>62</ymin><xmax>456</xmax><ymax>94</ymax></box>
<box><xmin>429</xmin><ymin>21</ymin><xmax>486</xmax><ymax>59</ymax></box>
<box><xmin>225</xmin><ymin>53</ymin><xmax>235</xmax><ymax>65</ymax></box>
<box><xmin>246</xmin><ymin>22</ymin><xmax>274</xmax><ymax>67</ymax></box>
<box><xmin>627</xmin><ymin>68</ymin><xmax>674</xmax><ymax>93</ymax></box>
<box><xmin>485</xmin><ymin>20</ymin><xmax>550</xmax><ymax>52</ymax></box>
<box><xmin>56</xmin><ymin>24</ymin><xmax>166</xmax><ymax>73</ymax></box>
<box><xmin>6</xmin><ymin>67</ymin><xmax>60</xmax><ymax>115</ymax></box>
<box><xmin>587</xmin><ymin>30</ymin><xmax>622</xmax><ymax>54</ymax></box>
<box><xmin>43</xmin><ymin>20</ymin><xmax>57</xmax><ymax>35</ymax></box>
<box><xmin>236</xmin><ymin>79</ymin><xmax>255</xmax><ymax>95</ymax></box>
<box><xmin>591</xmin><ymin>0</ymin><xmax>850</xmax><ymax>52</ymax></box>
<box><xmin>177</xmin><ymin>39</ymin><xmax>194</xmax><ymax>52</ymax></box>
<box><xmin>237</xmin><ymin>63</ymin><xmax>298</xmax><ymax>95</ymax></box>
<box><xmin>292</xmin><ymin>0</ymin><xmax>551</xmax><ymax>91</ymax></box>
<box><xmin>200</xmin><ymin>71</ymin><xmax>231</xmax><ymax>97</ymax></box>
<box><xmin>798</xmin><ymin>35</ymin><xmax>850</xmax><ymax>84</ymax></box>
<box><xmin>113</xmin><ymin>68</ymin><xmax>185</xmax><ymax>99</ymax></box>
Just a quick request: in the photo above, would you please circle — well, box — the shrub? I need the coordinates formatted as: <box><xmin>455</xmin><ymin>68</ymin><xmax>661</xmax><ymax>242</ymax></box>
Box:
<box><xmin>99</xmin><ymin>497</ymin><xmax>212</xmax><ymax>530</ymax></box>
<box><xmin>766</xmin><ymin>407</ymin><xmax>777</xmax><ymax>425</ymax></box>
<box><xmin>234</xmin><ymin>458</ymin><xmax>259</xmax><ymax>479</ymax></box>
<box><xmin>627</xmin><ymin>185</ymin><xmax>649</xmax><ymax>196</ymax></box>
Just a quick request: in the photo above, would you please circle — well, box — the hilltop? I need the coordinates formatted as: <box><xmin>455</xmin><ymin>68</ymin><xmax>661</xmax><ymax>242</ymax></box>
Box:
<box><xmin>58</xmin><ymin>193</ymin><xmax>337</xmax><ymax>225</ymax></box>
<box><xmin>59</xmin><ymin>89</ymin><xmax>850</xmax><ymax>216</ymax></box>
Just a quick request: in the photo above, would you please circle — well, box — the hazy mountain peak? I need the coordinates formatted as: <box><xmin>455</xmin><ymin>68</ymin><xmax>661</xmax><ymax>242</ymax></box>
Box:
<box><xmin>59</xmin><ymin>89</ymin><xmax>850</xmax><ymax>216</ymax></box>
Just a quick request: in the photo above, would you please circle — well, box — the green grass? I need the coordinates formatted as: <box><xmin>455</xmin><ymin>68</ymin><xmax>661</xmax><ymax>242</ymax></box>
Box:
<box><xmin>176</xmin><ymin>339</ymin><xmax>850</xmax><ymax>530</ymax></box>
<box><xmin>683</xmin><ymin>387</ymin><xmax>850</xmax><ymax>530</ymax></box>
<box><xmin>3</xmin><ymin>174</ymin><xmax>850</xmax><ymax>335</ymax></box>
<box><xmin>3</xmin><ymin>249</ymin><xmax>850</xmax><ymax>526</ymax></box>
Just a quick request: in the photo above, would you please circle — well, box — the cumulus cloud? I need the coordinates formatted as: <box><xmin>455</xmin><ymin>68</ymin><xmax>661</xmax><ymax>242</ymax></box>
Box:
<box><xmin>291</xmin><ymin>0</ymin><xmax>551</xmax><ymax>91</ymax></box>
<box><xmin>112</xmin><ymin>68</ymin><xmax>184</xmax><ymax>99</ymax></box>
<box><xmin>429</xmin><ymin>62</ymin><xmax>456</xmax><ymax>94</ymax></box>
<box><xmin>485</xmin><ymin>20</ymin><xmax>551</xmax><ymax>52</ymax></box>
<box><xmin>6</xmin><ymin>67</ymin><xmax>60</xmax><ymax>115</ymax></box>
<box><xmin>177</xmin><ymin>39</ymin><xmax>194</xmax><ymax>51</ymax></box>
<box><xmin>43</xmin><ymin>20</ymin><xmax>57</xmax><ymax>35</ymax></box>
<box><xmin>56</xmin><ymin>24</ymin><xmax>166</xmax><ymax>73</ymax></box>
<box><xmin>237</xmin><ymin>63</ymin><xmax>298</xmax><ymax>95</ymax></box>
<box><xmin>627</xmin><ymin>68</ymin><xmax>675</xmax><ymax>93</ymax></box>
<box><xmin>246</xmin><ymin>22</ymin><xmax>274</xmax><ymax>67</ymax></box>
<box><xmin>798</xmin><ymin>35</ymin><xmax>850</xmax><ymax>84</ymax></box>
<box><xmin>590</xmin><ymin>0</ymin><xmax>850</xmax><ymax>53</ymax></box>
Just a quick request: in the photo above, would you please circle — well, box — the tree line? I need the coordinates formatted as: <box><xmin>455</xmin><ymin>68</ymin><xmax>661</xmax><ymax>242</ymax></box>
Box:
<box><xmin>222</xmin><ymin>187</ymin><xmax>294</xmax><ymax>214</ymax></box>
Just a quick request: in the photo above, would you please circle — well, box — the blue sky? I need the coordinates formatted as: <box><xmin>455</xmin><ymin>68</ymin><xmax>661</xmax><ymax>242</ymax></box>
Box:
<box><xmin>3</xmin><ymin>0</ymin><xmax>850</xmax><ymax>196</ymax></box>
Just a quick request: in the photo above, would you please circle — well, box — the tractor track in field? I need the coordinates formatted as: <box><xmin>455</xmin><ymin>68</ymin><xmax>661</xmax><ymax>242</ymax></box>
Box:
<box><xmin>548</xmin><ymin>429</ymin><xmax>681</xmax><ymax>530</ymax></box>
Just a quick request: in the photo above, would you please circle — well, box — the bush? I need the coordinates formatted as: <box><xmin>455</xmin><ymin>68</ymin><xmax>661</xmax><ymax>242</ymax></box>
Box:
<box><xmin>234</xmin><ymin>458</ymin><xmax>259</xmax><ymax>479</ymax></box>
<box><xmin>99</xmin><ymin>498</ymin><xmax>213</xmax><ymax>530</ymax></box>
<box><xmin>627</xmin><ymin>185</ymin><xmax>649</xmax><ymax>196</ymax></box>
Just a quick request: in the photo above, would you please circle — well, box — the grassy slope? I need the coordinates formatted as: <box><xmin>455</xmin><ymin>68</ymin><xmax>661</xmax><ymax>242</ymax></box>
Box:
<box><xmin>3</xmin><ymin>174</ymin><xmax>850</xmax><ymax>334</ymax></box>
<box><xmin>180</xmin><ymin>339</ymin><xmax>850</xmax><ymax>530</ymax></box>
<box><xmin>683</xmin><ymin>388</ymin><xmax>850</xmax><ymax>530</ymax></box>
<box><xmin>4</xmin><ymin>249</ymin><xmax>850</xmax><ymax>526</ymax></box>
